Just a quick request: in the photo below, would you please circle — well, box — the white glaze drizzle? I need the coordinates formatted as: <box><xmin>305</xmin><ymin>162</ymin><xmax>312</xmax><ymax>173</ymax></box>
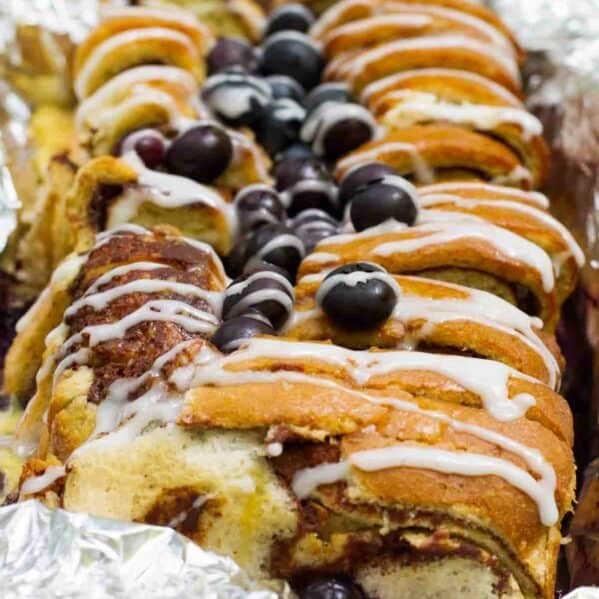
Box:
<box><xmin>203</xmin><ymin>72</ymin><xmax>272</xmax><ymax>120</ymax></box>
<box><xmin>254</xmin><ymin>234</ymin><xmax>306</xmax><ymax>261</ymax></box>
<box><xmin>64</xmin><ymin>278</ymin><xmax>224</xmax><ymax>319</ymax></box>
<box><xmin>337</xmin><ymin>141</ymin><xmax>434</xmax><ymax>183</ymax></box>
<box><xmin>380</xmin><ymin>91</ymin><xmax>542</xmax><ymax>141</ymax></box>
<box><xmin>419</xmin><ymin>195</ymin><xmax>585</xmax><ymax>267</ymax></box>
<box><xmin>418</xmin><ymin>182</ymin><xmax>549</xmax><ymax>209</ymax></box>
<box><xmin>20</xmin><ymin>466</ymin><xmax>66</xmax><ymax>497</ymax></box>
<box><xmin>361</xmin><ymin>68</ymin><xmax>522</xmax><ymax>108</ymax></box>
<box><xmin>382</xmin><ymin>2</ymin><xmax>514</xmax><ymax>55</ymax></box>
<box><xmin>321</xmin><ymin>220</ymin><xmax>557</xmax><ymax>292</ymax></box>
<box><xmin>174</xmin><ymin>338</ymin><xmax>557</xmax><ymax>524</ymax></box>
<box><xmin>61</xmin><ymin>299</ymin><xmax>218</xmax><ymax>353</ymax></box>
<box><xmin>179</xmin><ymin>337</ymin><xmax>540</xmax><ymax>421</ymax></box>
<box><xmin>114</xmin><ymin>151</ymin><xmax>237</xmax><ymax>234</ymax></box>
<box><xmin>345</xmin><ymin>35</ymin><xmax>520</xmax><ymax>86</ymax></box>
<box><xmin>75</xmin><ymin>65</ymin><xmax>197</xmax><ymax>132</ymax></box>
<box><xmin>226</xmin><ymin>269</ymin><xmax>294</xmax><ymax>298</ymax></box>
<box><xmin>75</xmin><ymin>27</ymin><xmax>197</xmax><ymax>100</ymax></box>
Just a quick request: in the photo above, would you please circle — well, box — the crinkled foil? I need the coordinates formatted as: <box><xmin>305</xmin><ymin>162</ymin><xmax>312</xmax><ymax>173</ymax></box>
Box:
<box><xmin>0</xmin><ymin>500</ymin><xmax>287</xmax><ymax>599</ymax></box>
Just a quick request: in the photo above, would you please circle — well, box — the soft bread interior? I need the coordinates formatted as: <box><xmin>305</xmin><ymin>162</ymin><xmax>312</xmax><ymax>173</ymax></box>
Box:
<box><xmin>63</xmin><ymin>426</ymin><xmax>298</xmax><ymax>578</ymax></box>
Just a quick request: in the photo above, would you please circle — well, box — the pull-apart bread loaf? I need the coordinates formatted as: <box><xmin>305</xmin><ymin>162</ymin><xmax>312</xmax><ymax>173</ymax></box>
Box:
<box><xmin>14</xmin><ymin>6</ymin><xmax>272</xmax><ymax>291</ymax></box>
<box><xmin>0</xmin><ymin>0</ymin><xmax>587</xmax><ymax>598</ymax></box>
<box><xmin>4</xmin><ymin>224</ymin><xmax>576</xmax><ymax>599</ymax></box>
<box><xmin>310</xmin><ymin>0</ymin><xmax>548</xmax><ymax>190</ymax></box>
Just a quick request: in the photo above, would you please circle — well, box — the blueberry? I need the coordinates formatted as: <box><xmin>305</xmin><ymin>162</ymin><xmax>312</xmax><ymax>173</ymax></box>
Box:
<box><xmin>260</xmin><ymin>32</ymin><xmax>323</xmax><ymax>91</ymax></box>
<box><xmin>280</xmin><ymin>143</ymin><xmax>315</xmax><ymax>161</ymax></box>
<box><xmin>349</xmin><ymin>175</ymin><xmax>419</xmax><ymax>231</ymax></box>
<box><xmin>274</xmin><ymin>156</ymin><xmax>339</xmax><ymax>217</ymax></box>
<box><xmin>265</xmin><ymin>3</ymin><xmax>315</xmax><ymax>36</ymax></box>
<box><xmin>274</xmin><ymin>156</ymin><xmax>329</xmax><ymax>191</ymax></box>
<box><xmin>243</xmin><ymin>258</ymin><xmax>294</xmax><ymax>283</ymax></box>
<box><xmin>225</xmin><ymin>231</ymin><xmax>253</xmax><ymax>278</ymax></box>
<box><xmin>338</xmin><ymin>162</ymin><xmax>396</xmax><ymax>207</ymax></box>
<box><xmin>256</xmin><ymin>98</ymin><xmax>306</xmax><ymax>156</ymax></box>
<box><xmin>223</xmin><ymin>267</ymin><xmax>294</xmax><ymax>329</ymax></box>
<box><xmin>291</xmin><ymin>209</ymin><xmax>339</xmax><ymax>252</ymax></box>
<box><xmin>165</xmin><ymin>124</ymin><xmax>232</xmax><ymax>183</ymax></box>
<box><xmin>118</xmin><ymin>128</ymin><xmax>167</xmax><ymax>169</ymax></box>
<box><xmin>266</xmin><ymin>75</ymin><xmax>305</xmax><ymax>103</ymax></box>
<box><xmin>301</xmin><ymin>102</ymin><xmax>376</xmax><ymax>159</ymax></box>
<box><xmin>304</xmin><ymin>82</ymin><xmax>353</xmax><ymax>113</ymax></box>
<box><xmin>316</xmin><ymin>262</ymin><xmax>399</xmax><ymax>329</ymax></box>
<box><xmin>207</xmin><ymin>37</ymin><xmax>258</xmax><ymax>74</ymax></box>
<box><xmin>212</xmin><ymin>309</ymin><xmax>274</xmax><ymax>353</ymax></box>
<box><xmin>234</xmin><ymin>184</ymin><xmax>286</xmax><ymax>232</ymax></box>
<box><xmin>202</xmin><ymin>71</ymin><xmax>272</xmax><ymax>127</ymax></box>
<box><xmin>245</xmin><ymin>223</ymin><xmax>305</xmax><ymax>279</ymax></box>
<box><xmin>301</xmin><ymin>578</ymin><xmax>366</xmax><ymax>599</ymax></box>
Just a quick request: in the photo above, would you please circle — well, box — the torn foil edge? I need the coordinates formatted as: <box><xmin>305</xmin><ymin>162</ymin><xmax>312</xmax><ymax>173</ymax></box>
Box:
<box><xmin>0</xmin><ymin>500</ymin><xmax>288</xmax><ymax>599</ymax></box>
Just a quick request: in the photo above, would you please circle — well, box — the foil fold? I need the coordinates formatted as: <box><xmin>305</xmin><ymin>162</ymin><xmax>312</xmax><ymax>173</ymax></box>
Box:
<box><xmin>0</xmin><ymin>500</ymin><xmax>286</xmax><ymax>599</ymax></box>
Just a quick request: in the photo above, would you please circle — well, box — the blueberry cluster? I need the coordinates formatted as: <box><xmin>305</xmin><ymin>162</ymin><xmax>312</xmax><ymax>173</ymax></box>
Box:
<box><xmin>118</xmin><ymin>122</ymin><xmax>234</xmax><ymax>184</ymax></box>
<box><xmin>202</xmin><ymin>4</ymin><xmax>376</xmax><ymax>160</ymax></box>
<box><xmin>211</xmin><ymin>159</ymin><xmax>422</xmax><ymax>351</ymax></box>
<box><xmin>212</xmin><ymin>261</ymin><xmax>294</xmax><ymax>353</ymax></box>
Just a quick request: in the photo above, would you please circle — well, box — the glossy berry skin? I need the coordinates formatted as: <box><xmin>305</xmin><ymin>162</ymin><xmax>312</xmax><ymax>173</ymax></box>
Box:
<box><xmin>223</xmin><ymin>266</ymin><xmax>294</xmax><ymax>329</ymax></box>
<box><xmin>349</xmin><ymin>176</ymin><xmax>419</xmax><ymax>231</ymax></box>
<box><xmin>304</xmin><ymin>82</ymin><xmax>353</xmax><ymax>113</ymax></box>
<box><xmin>301</xmin><ymin>578</ymin><xmax>366</xmax><ymax>599</ymax></box>
<box><xmin>274</xmin><ymin>156</ymin><xmax>339</xmax><ymax>217</ymax></box>
<box><xmin>317</xmin><ymin>262</ymin><xmax>398</xmax><ymax>330</ymax></box>
<box><xmin>265</xmin><ymin>3</ymin><xmax>315</xmax><ymax>36</ymax></box>
<box><xmin>118</xmin><ymin>129</ymin><xmax>167</xmax><ymax>169</ymax></box>
<box><xmin>207</xmin><ymin>37</ymin><xmax>258</xmax><ymax>74</ymax></box>
<box><xmin>202</xmin><ymin>71</ymin><xmax>271</xmax><ymax>127</ymax></box>
<box><xmin>338</xmin><ymin>162</ymin><xmax>396</xmax><ymax>207</ymax></box>
<box><xmin>273</xmin><ymin>156</ymin><xmax>337</xmax><ymax>212</ymax></box>
<box><xmin>266</xmin><ymin>75</ymin><xmax>306</xmax><ymax>103</ymax></box>
<box><xmin>212</xmin><ymin>310</ymin><xmax>274</xmax><ymax>353</ymax></box>
<box><xmin>274</xmin><ymin>156</ymin><xmax>330</xmax><ymax>192</ymax></box>
<box><xmin>260</xmin><ymin>32</ymin><xmax>323</xmax><ymax>91</ymax></box>
<box><xmin>280</xmin><ymin>143</ymin><xmax>315</xmax><ymax>161</ymax></box>
<box><xmin>165</xmin><ymin>124</ymin><xmax>232</xmax><ymax>183</ymax></box>
<box><xmin>245</xmin><ymin>223</ymin><xmax>305</xmax><ymax>279</ymax></box>
<box><xmin>319</xmin><ymin>114</ymin><xmax>374</xmax><ymax>159</ymax></box>
<box><xmin>256</xmin><ymin>98</ymin><xmax>306</xmax><ymax>156</ymax></box>
<box><xmin>292</xmin><ymin>209</ymin><xmax>339</xmax><ymax>252</ymax></box>
<box><xmin>225</xmin><ymin>231</ymin><xmax>252</xmax><ymax>278</ymax></box>
<box><xmin>234</xmin><ymin>185</ymin><xmax>286</xmax><ymax>232</ymax></box>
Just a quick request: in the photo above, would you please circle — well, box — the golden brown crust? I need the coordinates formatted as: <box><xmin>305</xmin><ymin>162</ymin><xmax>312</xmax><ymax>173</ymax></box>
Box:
<box><xmin>321</xmin><ymin>6</ymin><xmax>515</xmax><ymax>61</ymax></box>
<box><xmin>290</xmin><ymin>275</ymin><xmax>564</xmax><ymax>387</ymax></box>
<box><xmin>178</xmin><ymin>337</ymin><xmax>574</xmax><ymax>598</ymax></box>
<box><xmin>335</xmin><ymin>126</ymin><xmax>533</xmax><ymax>188</ymax></box>
<box><xmin>11</xmin><ymin>227</ymin><xmax>225</xmax><ymax>461</ymax></box>
<box><xmin>297</xmin><ymin>222</ymin><xmax>558</xmax><ymax>327</ymax></box>
<box><xmin>311</xmin><ymin>0</ymin><xmax>520</xmax><ymax>54</ymax></box>
<box><xmin>326</xmin><ymin>39</ymin><xmax>520</xmax><ymax>96</ymax></box>
<box><xmin>363</xmin><ymin>69</ymin><xmax>523</xmax><ymax>114</ymax></box>
<box><xmin>73</xmin><ymin>8</ymin><xmax>213</xmax><ymax>86</ymax></box>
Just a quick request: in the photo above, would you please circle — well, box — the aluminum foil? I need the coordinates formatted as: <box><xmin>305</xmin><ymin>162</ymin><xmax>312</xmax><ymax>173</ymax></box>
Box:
<box><xmin>0</xmin><ymin>500</ymin><xmax>286</xmax><ymax>599</ymax></box>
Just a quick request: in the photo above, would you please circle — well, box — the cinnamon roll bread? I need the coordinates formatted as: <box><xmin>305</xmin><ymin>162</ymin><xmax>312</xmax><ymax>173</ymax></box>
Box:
<box><xmin>12</xmin><ymin>6</ymin><xmax>272</xmax><ymax>291</ymax></box>
<box><xmin>138</xmin><ymin>0</ymin><xmax>267</xmax><ymax>42</ymax></box>
<box><xmin>308</xmin><ymin>0</ymin><xmax>550</xmax><ymax>189</ymax></box>
<box><xmin>0</xmin><ymin>1</ymin><xmax>586</xmax><ymax>598</ymax></box>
